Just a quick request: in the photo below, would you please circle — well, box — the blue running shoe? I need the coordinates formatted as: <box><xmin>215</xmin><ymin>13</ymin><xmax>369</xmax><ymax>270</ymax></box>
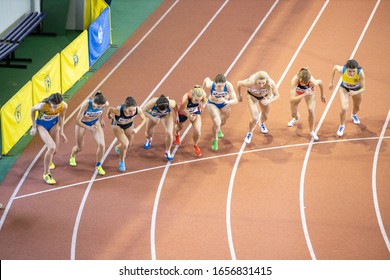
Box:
<box><xmin>144</xmin><ymin>138</ymin><xmax>152</xmax><ymax>149</ymax></box>
<box><xmin>165</xmin><ymin>151</ymin><xmax>173</xmax><ymax>161</ymax></box>
<box><xmin>119</xmin><ymin>161</ymin><xmax>126</xmax><ymax>172</ymax></box>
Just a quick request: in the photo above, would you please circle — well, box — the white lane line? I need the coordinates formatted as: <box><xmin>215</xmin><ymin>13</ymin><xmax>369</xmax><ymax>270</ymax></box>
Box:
<box><xmin>150</xmin><ymin>0</ymin><xmax>231</xmax><ymax>260</ymax></box>
<box><xmin>226</xmin><ymin>0</ymin><xmax>329</xmax><ymax>260</ymax></box>
<box><xmin>372</xmin><ymin>110</ymin><xmax>390</xmax><ymax>253</ymax></box>
<box><xmin>13</xmin><ymin>135</ymin><xmax>390</xmax><ymax>200</ymax></box>
<box><xmin>70</xmin><ymin>0</ymin><xmax>181</xmax><ymax>260</ymax></box>
<box><xmin>0</xmin><ymin>156</ymin><xmax>41</xmax><ymax>231</ymax></box>
<box><xmin>299</xmin><ymin>0</ymin><xmax>382</xmax><ymax>260</ymax></box>
<box><xmin>225</xmin><ymin>0</ymin><xmax>280</xmax><ymax>260</ymax></box>
<box><xmin>0</xmin><ymin>0</ymin><xmax>181</xmax><ymax>233</ymax></box>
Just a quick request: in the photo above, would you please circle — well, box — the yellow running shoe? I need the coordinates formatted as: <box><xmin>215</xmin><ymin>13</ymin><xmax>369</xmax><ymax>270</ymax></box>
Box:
<box><xmin>96</xmin><ymin>165</ymin><xmax>105</xmax><ymax>175</ymax></box>
<box><xmin>49</xmin><ymin>162</ymin><xmax>55</xmax><ymax>170</ymax></box>
<box><xmin>69</xmin><ymin>156</ymin><xmax>77</xmax><ymax>167</ymax></box>
<box><xmin>43</xmin><ymin>173</ymin><xmax>56</xmax><ymax>185</ymax></box>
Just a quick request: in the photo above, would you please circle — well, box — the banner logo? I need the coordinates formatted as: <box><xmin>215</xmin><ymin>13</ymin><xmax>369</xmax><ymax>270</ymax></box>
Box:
<box><xmin>44</xmin><ymin>74</ymin><xmax>51</xmax><ymax>92</ymax></box>
<box><xmin>73</xmin><ymin>53</ymin><xmax>79</xmax><ymax>67</ymax></box>
<box><xmin>98</xmin><ymin>25</ymin><xmax>103</xmax><ymax>44</ymax></box>
<box><xmin>14</xmin><ymin>104</ymin><xmax>22</xmax><ymax>124</ymax></box>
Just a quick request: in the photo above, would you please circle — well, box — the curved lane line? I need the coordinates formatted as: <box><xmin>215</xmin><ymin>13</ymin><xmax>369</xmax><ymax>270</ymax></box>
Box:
<box><xmin>224</xmin><ymin>0</ymin><xmax>280</xmax><ymax>260</ymax></box>
<box><xmin>0</xmin><ymin>155</ymin><xmax>41</xmax><ymax>231</ymax></box>
<box><xmin>0</xmin><ymin>1</ymin><xmax>179</xmax><ymax>232</ymax></box>
<box><xmin>70</xmin><ymin>0</ymin><xmax>181</xmax><ymax>260</ymax></box>
<box><xmin>372</xmin><ymin>110</ymin><xmax>390</xmax><ymax>253</ymax></box>
<box><xmin>13</xmin><ymin>135</ymin><xmax>390</xmax><ymax>200</ymax></box>
<box><xmin>299</xmin><ymin>0</ymin><xmax>381</xmax><ymax>260</ymax></box>
<box><xmin>226</xmin><ymin>0</ymin><xmax>329</xmax><ymax>260</ymax></box>
<box><xmin>150</xmin><ymin>0</ymin><xmax>231</xmax><ymax>260</ymax></box>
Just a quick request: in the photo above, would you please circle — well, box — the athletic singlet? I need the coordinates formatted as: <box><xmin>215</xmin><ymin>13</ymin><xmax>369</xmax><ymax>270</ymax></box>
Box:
<box><xmin>37</xmin><ymin>102</ymin><xmax>64</xmax><ymax>121</ymax></box>
<box><xmin>82</xmin><ymin>99</ymin><xmax>104</xmax><ymax>120</ymax></box>
<box><xmin>209</xmin><ymin>83</ymin><xmax>228</xmax><ymax>100</ymax></box>
<box><xmin>148</xmin><ymin>104</ymin><xmax>171</xmax><ymax>118</ymax></box>
<box><xmin>296</xmin><ymin>82</ymin><xmax>314</xmax><ymax>96</ymax></box>
<box><xmin>341</xmin><ymin>66</ymin><xmax>362</xmax><ymax>90</ymax></box>
<box><xmin>179</xmin><ymin>93</ymin><xmax>202</xmax><ymax>115</ymax></box>
<box><xmin>114</xmin><ymin>105</ymin><xmax>138</xmax><ymax>125</ymax></box>
<box><xmin>248</xmin><ymin>85</ymin><xmax>269</xmax><ymax>100</ymax></box>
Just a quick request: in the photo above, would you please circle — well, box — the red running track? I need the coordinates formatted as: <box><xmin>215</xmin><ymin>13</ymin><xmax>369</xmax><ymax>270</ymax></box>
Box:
<box><xmin>0</xmin><ymin>0</ymin><xmax>389</xmax><ymax>260</ymax></box>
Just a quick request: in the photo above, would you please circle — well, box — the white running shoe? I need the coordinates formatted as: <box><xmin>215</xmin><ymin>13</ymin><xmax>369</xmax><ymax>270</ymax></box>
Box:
<box><xmin>245</xmin><ymin>132</ymin><xmax>253</xmax><ymax>144</ymax></box>
<box><xmin>337</xmin><ymin>125</ymin><xmax>345</xmax><ymax>137</ymax></box>
<box><xmin>287</xmin><ymin>118</ymin><xmax>297</xmax><ymax>127</ymax></box>
<box><xmin>351</xmin><ymin>114</ymin><xmax>360</xmax><ymax>125</ymax></box>
<box><xmin>310</xmin><ymin>131</ymin><xmax>319</xmax><ymax>141</ymax></box>
<box><xmin>259</xmin><ymin>123</ymin><xmax>268</xmax><ymax>134</ymax></box>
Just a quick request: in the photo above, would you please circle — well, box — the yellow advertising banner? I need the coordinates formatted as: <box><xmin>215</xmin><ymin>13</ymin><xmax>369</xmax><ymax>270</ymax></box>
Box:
<box><xmin>61</xmin><ymin>30</ymin><xmax>89</xmax><ymax>93</ymax></box>
<box><xmin>32</xmin><ymin>53</ymin><xmax>62</xmax><ymax>106</ymax></box>
<box><xmin>84</xmin><ymin>0</ymin><xmax>109</xmax><ymax>29</ymax></box>
<box><xmin>1</xmin><ymin>82</ymin><xmax>33</xmax><ymax>154</ymax></box>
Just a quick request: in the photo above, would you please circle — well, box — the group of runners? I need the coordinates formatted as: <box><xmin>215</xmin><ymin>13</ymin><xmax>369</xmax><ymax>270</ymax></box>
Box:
<box><xmin>30</xmin><ymin>59</ymin><xmax>366</xmax><ymax>185</ymax></box>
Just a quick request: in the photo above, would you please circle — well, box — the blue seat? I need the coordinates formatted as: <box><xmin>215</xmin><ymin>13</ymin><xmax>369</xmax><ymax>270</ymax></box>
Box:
<box><xmin>0</xmin><ymin>12</ymin><xmax>47</xmax><ymax>68</ymax></box>
<box><xmin>0</xmin><ymin>42</ymin><xmax>19</xmax><ymax>60</ymax></box>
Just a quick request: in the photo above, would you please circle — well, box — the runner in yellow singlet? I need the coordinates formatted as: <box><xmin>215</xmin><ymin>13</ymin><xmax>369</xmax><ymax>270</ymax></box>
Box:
<box><xmin>329</xmin><ymin>59</ymin><xmax>366</xmax><ymax>137</ymax></box>
<box><xmin>30</xmin><ymin>93</ymin><xmax>68</xmax><ymax>185</ymax></box>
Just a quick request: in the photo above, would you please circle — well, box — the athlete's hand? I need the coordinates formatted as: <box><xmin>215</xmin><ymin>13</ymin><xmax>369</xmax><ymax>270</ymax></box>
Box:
<box><xmin>90</xmin><ymin>125</ymin><xmax>97</xmax><ymax>131</ymax></box>
<box><xmin>190</xmin><ymin>114</ymin><xmax>197</xmax><ymax>122</ymax></box>
<box><xmin>328</xmin><ymin>82</ymin><xmax>334</xmax><ymax>90</ymax></box>
<box><xmin>60</xmin><ymin>132</ymin><xmax>68</xmax><ymax>143</ymax></box>
<box><xmin>153</xmin><ymin>117</ymin><xmax>160</xmax><ymax>124</ymax></box>
<box><xmin>222</xmin><ymin>98</ymin><xmax>230</xmax><ymax>105</ymax></box>
<box><xmin>100</xmin><ymin>119</ymin><xmax>106</xmax><ymax>128</ymax></box>
<box><xmin>30</xmin><ymin>127</ymin><xmax>37</xmax><ymax>136</ymax></box>
<box><xmin>260</xmin><ymin>98</ymin><xmax>270</xmax><ymax>106</ymax></box>
<box><xmin>305</xmin><ymin>90</ymin><xmax>314</xmax><ymax>96</ymax></box>
<box><xmin>321</xmin><ymin>96</ymin><xmax>326</xmax><ymax>103</ymax></box>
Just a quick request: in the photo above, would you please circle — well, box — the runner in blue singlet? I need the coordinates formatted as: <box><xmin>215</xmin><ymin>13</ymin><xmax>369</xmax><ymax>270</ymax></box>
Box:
<box><xmin>203</xmin><ymin>74</ymin><xmax>238</xmax><ymax>151</ymax></box>
<box><xmin>69</xmin><ymin>91</ymin><xmax>109</xmax><ymax>175</ymax></box>
<box><xmin>142</xmin><ymin>94</ymin><xmax>177</xmax><ymax>161</ymax></box>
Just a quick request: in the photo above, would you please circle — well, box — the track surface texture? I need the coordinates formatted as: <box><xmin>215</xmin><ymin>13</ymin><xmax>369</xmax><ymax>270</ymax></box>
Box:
<box><xmin>0</xmin><ymin>0</ymin><xmax>389</xmax><ymax>260</ymax></box>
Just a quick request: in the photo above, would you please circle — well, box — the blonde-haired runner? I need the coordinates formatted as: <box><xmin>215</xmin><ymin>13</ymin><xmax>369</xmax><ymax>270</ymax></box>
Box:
<box><xmin>288</xmin><ymin>68</ymin><xmax>325</xmax><ymax>141</ymax></box>
<box><xmin>174</xmin><ymin>85</ymin><xmax>207</xmax><ymax>157</ymax></box>
<box><xmin>237</xmin><ymin>71</ymin><xmax>279</xmax><ymax>143</ymax></box>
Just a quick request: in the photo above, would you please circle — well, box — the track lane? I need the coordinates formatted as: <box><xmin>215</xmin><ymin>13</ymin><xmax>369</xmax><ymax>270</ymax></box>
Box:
<box><xmin>303</xmin><ymin>0</ymin><xmax>390</xmax><ymax>259</ymax></box>
<box><xmin>73</xmin><ymin>0</ymin><xmax>236</xmax><ymax>260</ymax></box>
<box><xmin>155</xmin><ymin>0</ymin><xmax>327</xmax><ymax>259</ymax></box>
<box><xmin>1</xmin><ymin>0</ymin><xmax>389</xmax><ymax>261</ymax></box>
